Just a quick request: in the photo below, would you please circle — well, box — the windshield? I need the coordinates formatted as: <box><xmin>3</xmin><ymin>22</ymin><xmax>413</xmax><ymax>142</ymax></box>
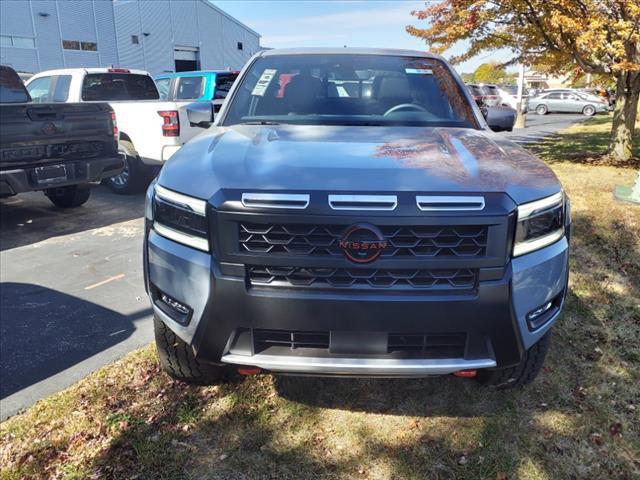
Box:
<box><xmin>214</xmin><ymin>73</ymin><xmax>238</xmax><ymax>100</ymax></box>
<box><xmin>223</xmin><ymin>54</ymin><xmax>478</xmax><ymax>128</ymax></box>
<box><xmin>81</xmin><ymin>73</ymin><xmax>159</xmax><ymax>101</ymax></box>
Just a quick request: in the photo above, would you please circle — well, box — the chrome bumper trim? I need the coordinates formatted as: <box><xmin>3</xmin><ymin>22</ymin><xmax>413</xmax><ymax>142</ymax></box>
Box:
<box><xmin>221</xmin><ymin>353</ymin><xmax>496</xmax><ymax>376</ymax></box>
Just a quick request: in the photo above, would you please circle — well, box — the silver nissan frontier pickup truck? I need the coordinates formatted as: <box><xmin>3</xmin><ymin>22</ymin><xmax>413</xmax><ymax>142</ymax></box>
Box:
<box><xmin>143</xmin><ymin>48</ymin><xmax>570</xmax><ymax>388</ymax></box>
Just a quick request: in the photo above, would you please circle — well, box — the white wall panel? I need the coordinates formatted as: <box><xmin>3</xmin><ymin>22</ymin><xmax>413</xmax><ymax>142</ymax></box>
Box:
<box><xmin>0</xmin><ymin>1</ymin><xmax>34</xmax><ymax>37</ymax></box>
<box><xmin>113</xmin><ymin>0</ymin><xmax>145</xmax><ymax>69</ymax></box>
<box><xmin>0</xmin><ymin>47</ymin><xmax>39</xmax><ymax>73</ymax></box>
<box><xmin>57</xmin><ymin>0</ymin><xmax>96</xmax><ymax>41</ymax></box>
<box><xmin>31</xmin><ymin>1</ymin><xmax>63</xmax><ymax>71</ymax></box>
<box><xmin>93</xmin><ymin>0</ymin><xmax>119</xmax><ymax>67</ymax></box>
<box><xmin>196</xmin><ymin>0</ymin><xmax>224</xmax><ymax>70</ymax></box>
<box><xmin>139</xmin><ymin>0</ymin><xmax>174</xmax><ymax>73</ymax></box>
<box><xmin>0</xmin><ymin>0</ymin><xmax>260</xmax><ymax>75</ymax></box>
<box><xmin>63</xmin><ymin>50</ymin><xmax>101</xmax><ymax>68</ymax></box>
<box><xmin>170</xmin><ymin>0</ymin><xmax>198</xmax><ymax>47</ymax></box>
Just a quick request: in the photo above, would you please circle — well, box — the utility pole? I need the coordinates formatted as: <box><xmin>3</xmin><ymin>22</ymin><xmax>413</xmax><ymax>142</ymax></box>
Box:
<box><xmin>514</xmin><ymin>62</ymin><xmax>526</xmax><ymax>129</ymax></box>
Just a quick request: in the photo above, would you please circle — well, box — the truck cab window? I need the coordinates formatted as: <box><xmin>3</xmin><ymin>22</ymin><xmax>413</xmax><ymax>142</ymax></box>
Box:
<box><xmin>26</xmin><ymin>76</ymin><xmax>52</xmax><ymax>103</ymax></box>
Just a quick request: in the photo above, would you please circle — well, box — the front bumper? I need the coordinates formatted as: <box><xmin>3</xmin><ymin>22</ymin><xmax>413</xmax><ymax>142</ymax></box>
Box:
<box><xmin>145</xmin><ymin>225</ymin><xmax>569</xmax><ymax>376</ymax></box>
<box><xmin>0</xmin><ymin>154</ymin><xmax>124</xmax><ymax>197</ymax></box>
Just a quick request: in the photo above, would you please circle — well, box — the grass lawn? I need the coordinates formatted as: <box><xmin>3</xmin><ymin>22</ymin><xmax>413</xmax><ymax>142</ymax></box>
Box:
<box><xmin>1</xmin><ymin>116</ymin><xmax>639</xmax><ymax>480</ymax></box>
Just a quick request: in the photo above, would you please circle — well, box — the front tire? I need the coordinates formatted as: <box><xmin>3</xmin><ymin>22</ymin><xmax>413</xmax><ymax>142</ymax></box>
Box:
<box><xmin>154</xmin><ymin>315</ymin><xmax>228</xmax><ymax>384</ymax></box>
<box><xmin>582</xmin><ymin>105</ymin><xmax>596</xmax><ymax>116</ymax></box>
<box><xmin>477</xmin><ymin>331</ymin><xmax>551</xmax><ymax>389</ymax></box>
<box><xmin>535</xmin><ymin>105</ymin><xmax>548</xmax><ymax>115</ymax></box>
<box><xmin>46</xmin><ymin>184</ymin><xmax>91</xmax><ymax>208</ymax></box>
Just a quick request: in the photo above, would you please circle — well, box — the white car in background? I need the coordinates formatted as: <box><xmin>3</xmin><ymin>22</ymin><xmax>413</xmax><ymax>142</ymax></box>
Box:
<box><xmin>497</xmin><ymin>85</ymin><xmax>528</xmax><ymax>112</ymax></box>
<box><xmin>25</xmin><ymin>68</ymin><xmax>211</xmax><ymax>193</ymax></box>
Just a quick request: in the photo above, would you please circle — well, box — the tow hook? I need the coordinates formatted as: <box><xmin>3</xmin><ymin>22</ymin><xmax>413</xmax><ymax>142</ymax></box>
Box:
<box><xmin>453</xmin><ymin>370</ymin><xmax>477</xmax><ymax>378</ymax></box>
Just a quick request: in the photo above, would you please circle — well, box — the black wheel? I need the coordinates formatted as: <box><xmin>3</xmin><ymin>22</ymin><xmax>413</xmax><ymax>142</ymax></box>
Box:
<box><xmin>46</xmin><ymin>184</ymin><xmax>91</xmax><ymax>208</ymax></box>
<box><xmin>154</xmin><ymin>314</ymin><xmax>229</xmax><ymax>384</ymax></box>
<box><xmin>105</xmin><ymin>141</ymin><xmax>146</xmax><ymax>194</ymax></box>
<box><xmin>535</xmin><ymin>104</ymin><xmax>548</xmax><ymax>115</ymax></box>
<box><xmin>582</xmin><ymin>105</ymin><xmax>596</xmax><ymax>116</ymax></box>
<box><xmin>477</xmin><ymin>331</ymin><xmax>551</xmax><ymax>389</ymax></box>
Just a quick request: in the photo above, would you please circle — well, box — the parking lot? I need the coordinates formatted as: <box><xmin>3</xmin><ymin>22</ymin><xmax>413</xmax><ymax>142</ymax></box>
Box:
<box><xmin>0</xmin><ymin>186</ymin><xmax>151</xmax><ymax>419</ymax></box>
<box><xmin>0</xmin><ymin>113</ymin><xmax>588</xmax><ymax>419</ymax></box>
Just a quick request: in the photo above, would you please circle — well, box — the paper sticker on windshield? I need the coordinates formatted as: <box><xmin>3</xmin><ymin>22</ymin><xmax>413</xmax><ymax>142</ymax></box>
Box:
<box><xmin>405</xmin><ymin>68</ymin><xmax>433</xmax><ymax>75</ymax></box>
<box><xmin>252</xmin><ymin>69</ymin><xmax>277</xmax><ymax>96</ymax></box>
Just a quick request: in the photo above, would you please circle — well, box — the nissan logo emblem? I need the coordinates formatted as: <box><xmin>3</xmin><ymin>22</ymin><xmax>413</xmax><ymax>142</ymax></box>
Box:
<box><xmin>339</xmin><ymin>224</ymin><xmax>387</xmax><ymax>264</ymax></box>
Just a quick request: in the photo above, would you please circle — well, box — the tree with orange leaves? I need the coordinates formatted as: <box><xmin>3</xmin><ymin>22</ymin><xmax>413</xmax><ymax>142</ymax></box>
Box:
<box><xmin>407</xmin><ymin>0</ymin><xmax>640</xmax><ymax>162</ymax></box>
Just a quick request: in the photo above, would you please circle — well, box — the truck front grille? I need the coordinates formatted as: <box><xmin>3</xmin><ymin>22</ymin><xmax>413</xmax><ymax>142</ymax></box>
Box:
<box><xmin>254</xmin><ymin>329</ymin><xmax>330</xmax><ymax>351</ymax></box>
<box><xmin>239</xmin><ymin>223</ymin><xmax>488</xmax><ymax>258</ymax></box>
<box><xmin>253</xmin><ymin>329</ymin><xmax>467</xmax><ymax>358</ymax></box>
<box><xmin>248</xmin><ymin>266</ymin><xmax>478</xmax><ymax>291</ymax></box>
<box><xmin>387</xmin><ymin>333</ymin><xmax>466</xmax><ymax>357</ymax></box>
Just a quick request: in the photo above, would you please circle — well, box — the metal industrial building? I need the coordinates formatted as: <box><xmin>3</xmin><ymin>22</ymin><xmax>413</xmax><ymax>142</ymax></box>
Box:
<box><xmin>0</xmin><ymin>0</ymin><xmax>261</xmax><ymax>75</ymax></box>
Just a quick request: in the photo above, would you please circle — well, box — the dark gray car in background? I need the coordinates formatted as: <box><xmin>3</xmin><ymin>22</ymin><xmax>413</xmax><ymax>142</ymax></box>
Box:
<box><xmin>144</xmin><ymin>48</ymin><xmax>570</xmax><ymax>388</ymax></box>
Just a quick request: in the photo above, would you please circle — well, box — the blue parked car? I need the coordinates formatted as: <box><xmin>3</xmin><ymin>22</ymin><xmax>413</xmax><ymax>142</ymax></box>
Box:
<box><xmin>154</xmin><ymin>70</ymin><xmax>239</xmax><ymax>112</ymax></box>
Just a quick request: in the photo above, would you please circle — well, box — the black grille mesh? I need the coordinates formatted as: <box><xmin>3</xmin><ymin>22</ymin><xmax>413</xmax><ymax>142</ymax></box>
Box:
<box><xmin>252</xmin><ymin>329</ymin><xmax>467</xmax><ymax>358</ymax></box>
<box><xmin>388</xmin><ymin>333</ymin><xmax>466</xmax><ymax>357</ymax></box>
<box><xmin>248</xmin><ymin>266</ymin><xmax>477</xmax><ymax>290</ymax></box>
<box><xmin>239</xmin><ymin>223</ymin><xmax>488</xmax><ymax>258</ymax></box>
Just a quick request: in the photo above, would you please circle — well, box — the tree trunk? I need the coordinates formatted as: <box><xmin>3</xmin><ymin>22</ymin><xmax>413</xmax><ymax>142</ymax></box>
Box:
<box><xmin>608</xmin><ymin>71</ymin><xmax>639</xmax><ymax>162</ymax></box>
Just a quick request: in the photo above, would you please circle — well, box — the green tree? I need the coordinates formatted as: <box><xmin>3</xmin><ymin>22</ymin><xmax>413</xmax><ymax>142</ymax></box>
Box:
<box><xmin>407</xmin><ymin>0</ymin><xmax>640</xmax><ymax>162</ymax></box>
<box><xmin>473</xmin><ymin>62</ymin><xmax>507</xmax><ymax>83</ymax></box>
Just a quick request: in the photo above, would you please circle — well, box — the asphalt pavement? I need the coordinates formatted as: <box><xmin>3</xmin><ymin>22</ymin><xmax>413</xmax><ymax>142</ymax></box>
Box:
<box><xmin>501</xmin><ymin>112</ymin><xmax>588</xmax><ymax>145</ymax></box>
<box><xmin>0</xmin><ymin>113</ymin><xmax>589</xmax><ymax>420</ymax></box>
<box><xmin>0</xmin><ymin>187</ymin><xmax>152</xmax><ymax>419</ymax></box>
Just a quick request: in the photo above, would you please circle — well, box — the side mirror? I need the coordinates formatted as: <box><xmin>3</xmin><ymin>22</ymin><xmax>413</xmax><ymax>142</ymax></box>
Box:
<box><xmin>485</xmin><ymin>106</ymin><xmax>517</xmax><ymax>132</ymax></box>
<box><xmin>186</xmin><ymin>102</ymin><xmax>214</xmax><ymax>128</ymax></box>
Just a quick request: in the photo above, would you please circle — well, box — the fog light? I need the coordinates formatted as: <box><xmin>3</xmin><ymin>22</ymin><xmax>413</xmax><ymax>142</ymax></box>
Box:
<box><xmin>155</xmin><ymin>289</ymin><xmax>192</xmax><ymax>325</ymax></box>
<box><xmin>527</xmin><ymin>301</ymin><xmax>553</xmax><ymax>321</ymax></box>
<box><xmin>526</xmin><ymin>299</ymin><xmax>558</xmax><ymax>330</ymax></box>
<box><xmin>161</xmin><ymin>293</ymin><xmax>190</xmax><ymax>315</ymax></box>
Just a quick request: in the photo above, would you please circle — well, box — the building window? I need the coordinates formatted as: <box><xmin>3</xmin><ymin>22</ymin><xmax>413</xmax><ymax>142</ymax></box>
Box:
<box><xmin>237</xmin><ymin>42</ymin><xmax>243</xmax><ymax>51</ymax></box>
<box><xmin>63</xmin><ymin>40</ymin><xmax>98</xmax><ymax>51</ymax></box>
<box><xmin>1</xmin><ymin>35</ymin><xmax>35</xmax><ymax>48</ymax></box>
<box><xmin>131</xmin><ymin>35</ymin><xmax>139</xmax><ymax>45</ymax></box>
<box><xmin>81</xmin><ymin>41</ymin><xmax>97</xmax><ymax>51</ymax></box>
<box><xmin>62</xmin><ymin>40</ymin><xmax>80</xmax><ymax>50</ymax></box>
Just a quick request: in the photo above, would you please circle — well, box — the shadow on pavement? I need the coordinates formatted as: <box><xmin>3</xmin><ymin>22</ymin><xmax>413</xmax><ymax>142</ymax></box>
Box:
<box><xmin>0</xmin><ymin>282</ymin><xmax>151</xmax><ymax>399</ymax></box>
<box><xmin>0</xmin><ymin>186</ymin><xmax>145</xmax><ymax>251</ymax></box>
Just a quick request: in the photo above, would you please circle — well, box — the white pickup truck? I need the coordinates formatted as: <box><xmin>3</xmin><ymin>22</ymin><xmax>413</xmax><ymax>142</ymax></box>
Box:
<box><xmin>25</xmin><ymin>68</ymin><xmax>211</xmax><ymax>193</ymax></box>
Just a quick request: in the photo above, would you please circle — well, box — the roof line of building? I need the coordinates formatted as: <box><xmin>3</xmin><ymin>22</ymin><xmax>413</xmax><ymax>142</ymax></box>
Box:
<box><xmin>200</xmin><ymin>0</ymin><xmax>261</xmax><ymax>39</ymax></box>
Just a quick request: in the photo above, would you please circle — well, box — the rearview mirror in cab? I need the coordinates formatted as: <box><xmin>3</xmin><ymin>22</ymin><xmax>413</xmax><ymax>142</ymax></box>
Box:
<box><xmin>186</xmin><ymin>102</ymin><xmax>214</xmax><ymax>128</ymax></box>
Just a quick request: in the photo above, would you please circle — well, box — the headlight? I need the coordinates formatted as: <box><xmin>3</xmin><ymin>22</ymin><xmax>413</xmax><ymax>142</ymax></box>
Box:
<box><xmin>513</xmin><ymin>192</ymin><xmax>565</xmax><ymax>257</ymax></box>
<box><xmin>152</xmin><ymin>184</ymin><xmax>209</xmax><ymax>252</ymax></box>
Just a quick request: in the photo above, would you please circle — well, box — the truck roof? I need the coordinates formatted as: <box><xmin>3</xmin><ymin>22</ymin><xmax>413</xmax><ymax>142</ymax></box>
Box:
<box><xmin>259</xmin><ymin>47</ymin><xmax>443</xmax><ymax>60</ymax></box>
<box><xmin>155</xmin><ymin>70</ymin><xmax>239</xmax><ymax>79</ymax></box>
<box><xmin>29</xmin><ymin>67</ymin><xmax>151</xmax><ymax>78</ymax></box>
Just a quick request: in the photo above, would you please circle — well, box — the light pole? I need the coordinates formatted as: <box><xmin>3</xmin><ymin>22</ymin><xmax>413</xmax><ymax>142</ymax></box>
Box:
<box><xmin>514</xmin><ymin>62</ymin><xmax>526</xmax><ymax>129</ymax></box>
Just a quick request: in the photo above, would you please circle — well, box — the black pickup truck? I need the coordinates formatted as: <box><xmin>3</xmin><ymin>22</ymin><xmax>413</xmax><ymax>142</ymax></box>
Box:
<box><xmin>0</xmin><ymin>65</ymin><xmax>123</xmax><ymax>207</ymax></box>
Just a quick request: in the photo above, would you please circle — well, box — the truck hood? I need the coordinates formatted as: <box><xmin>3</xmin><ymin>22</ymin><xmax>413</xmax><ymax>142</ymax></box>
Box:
<box><xmin>159</xmin><ymin>125</ymin><xmax>560</xmax><ymax>205</ymax></box>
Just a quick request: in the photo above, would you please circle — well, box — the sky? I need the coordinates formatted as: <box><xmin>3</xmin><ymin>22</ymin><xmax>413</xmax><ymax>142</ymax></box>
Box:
<box><xmin>211</xmin><ymin>0</ymin><xmax>513</xmax><ymax>74</ymax></box>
